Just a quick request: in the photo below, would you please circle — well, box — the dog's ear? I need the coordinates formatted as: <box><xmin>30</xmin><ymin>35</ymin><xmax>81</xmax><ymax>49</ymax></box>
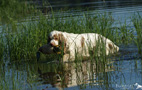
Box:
<box><xmin>58</xmin><ymin>33</ymin><xmax>67</xmax><ymax>53</ymax></box>
<box><xmin>108</xmin><ymin>43</ymin><xmax>113</xmax><ymax>50</ymax></box>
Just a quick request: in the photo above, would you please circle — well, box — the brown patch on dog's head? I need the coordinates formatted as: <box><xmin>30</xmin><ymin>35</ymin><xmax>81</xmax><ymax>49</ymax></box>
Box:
<box><xmin>48</xmin><ymin>33</ymin><xmax>60</xmax><ymax>47</ymax></box>
<box><xmin>53</xmin><ymin>34</ymin><xmax>59</xmax><ymax>40</ymax></box>
<box><xmin>48</xmin><ymin>34</ymin><xmax>58</xmax><ymax>42</ymax></box>
<box><xmin>48</xmin><ymin>31</ymin><xmax>67</xmax><ymax>54</ymax></box>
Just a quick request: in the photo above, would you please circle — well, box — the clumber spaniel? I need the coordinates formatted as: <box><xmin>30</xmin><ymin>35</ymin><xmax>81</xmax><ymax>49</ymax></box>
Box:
<box><xmin>37</xmin><ymin>30</ymin><xmax>119</xmax><ymax>62</ymax></box>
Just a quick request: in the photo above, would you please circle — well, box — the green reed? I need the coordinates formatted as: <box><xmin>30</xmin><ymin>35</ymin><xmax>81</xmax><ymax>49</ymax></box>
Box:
<box><xmin>1</xmin><ymin>11</ymin><xmax>135</xmax><ymax>62</ymax></box>
<box><xmin>0</xmin><ymin>35</ymin><xmax>4</xmax><ymax>60</ymax></box>
<box><xmin>132</xmin><ymin>13</ymin><xmax>142</xmax><ymax>55</ymax></box>
<box><xmin>0</xmin><ymin>1</ymin><xmax>142</xmax><ymax>89</ymax></box>
<box><xmin>0</xmin><ymin>0</ymin><xmax>139</xmax><ymax>63</ymax></box>
<box><xmin>0</xmin><ymin>1</ymin><xmax>132</xmax><ymax>90</ymax></box>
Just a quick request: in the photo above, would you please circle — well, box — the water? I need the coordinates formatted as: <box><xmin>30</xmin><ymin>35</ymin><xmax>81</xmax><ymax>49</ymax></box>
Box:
<box><xmin>1</xmin><ymin>0</ymin><xmax>142</xmax><ymax>90</ymax></box>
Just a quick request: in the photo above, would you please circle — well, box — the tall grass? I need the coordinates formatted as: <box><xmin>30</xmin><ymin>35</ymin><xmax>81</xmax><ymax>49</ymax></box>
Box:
<box><xmin>0</xmin><ymin>35</ymin><xmax>4</xmax><ymax>60</ymax></box>
<box><xmin>0</xmin><ymin>0</ymin><xmax>140</xmax><ymax>62</ymax></box>
<box><xmin>0</xmin><ymin>0</ymin><xmax>137</xmax><ymax>90</ymax></box>
<box><xmin>132</xmin><ymin>13</ymin><xmax>142</xmax><ymax>55</ymax></box>
<box><xmin>0</xmin><ymin>0</ymin><xmax>130</xmax><ymax>62</ymax></box>
<box><xmin>0</xmin><ymin>11</ymin><xmax>123</xmax><ymax>89</ymax></box>
<box><xmin>0</xmin><ymin>0</ymin><xmax>141</xmax><ymax>88</ymax></box>
<box><xmin>118</xmin><ymin>21</ymin><xmax>134</xmax><ymax>45</ymax></box>
<box><xmin>0</xmin><ymin>10</ymin><xmax>138</xmax><ymax>62</ymax></box>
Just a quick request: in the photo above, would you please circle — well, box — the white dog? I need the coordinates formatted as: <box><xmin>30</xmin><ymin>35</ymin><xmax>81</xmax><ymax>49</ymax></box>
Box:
<box><xmin>38</xmin><ymin>30</ymin><xmax>119</xmax><ymax>62</ymax></box>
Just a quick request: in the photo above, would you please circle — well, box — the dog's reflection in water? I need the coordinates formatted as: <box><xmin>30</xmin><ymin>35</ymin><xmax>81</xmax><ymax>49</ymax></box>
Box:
<box><xmin>37</xmin><ymin>60</ymin><xmax>114</xmax><ymax>89</ymax></box>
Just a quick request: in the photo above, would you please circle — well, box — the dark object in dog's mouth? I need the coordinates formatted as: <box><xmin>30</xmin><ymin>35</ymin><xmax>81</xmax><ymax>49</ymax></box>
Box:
<box><xmin>53</xmin><ymin>46</ymin><xmax>61</xmax><ymax>54</ymax></box>
<box><xmin>36</xmin><ymin>45</ymin><xmax>61</xmax><ymax>62</ymax></box>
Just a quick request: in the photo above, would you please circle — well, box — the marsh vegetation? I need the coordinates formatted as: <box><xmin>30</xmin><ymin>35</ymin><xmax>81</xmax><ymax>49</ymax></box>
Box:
<box><xmin>0</xmin><ymin>0</ymin><xmax>142</xmax><ymax>90</ymax></box>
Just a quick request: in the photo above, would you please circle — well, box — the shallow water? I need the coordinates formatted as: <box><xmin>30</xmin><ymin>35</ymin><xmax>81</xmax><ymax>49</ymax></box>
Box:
<box><xmin>2</xmin><ymin>45</ymin><xmax>141</xmax><ymax>90</ymax></box>
<box><xmin>1</xmin><ymin>0</ymin><xmax>142</xmax><ymax>90</ymax></box>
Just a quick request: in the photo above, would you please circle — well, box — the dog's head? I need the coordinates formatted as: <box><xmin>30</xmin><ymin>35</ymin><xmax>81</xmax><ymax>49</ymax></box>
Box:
<box><xmin>36</xmin><ymin>30</ymin><xmax>67</xmax><ymax>61</ymax></box>
<box><xmin>48</xmin><ymin>30</ymin><xmax>67</xmax><ymax>53</ymax></box>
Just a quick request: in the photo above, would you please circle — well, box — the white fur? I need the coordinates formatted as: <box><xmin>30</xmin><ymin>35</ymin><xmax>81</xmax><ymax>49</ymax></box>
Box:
<box><xmin>49</xmin><ymin>30</ymin><xmax>119</xmax><ymax>61</ymax></box>
<box><xmin>50</xmin><ymin>39</ymin><xmax>59</xmax><ymax>46</ymax></box>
